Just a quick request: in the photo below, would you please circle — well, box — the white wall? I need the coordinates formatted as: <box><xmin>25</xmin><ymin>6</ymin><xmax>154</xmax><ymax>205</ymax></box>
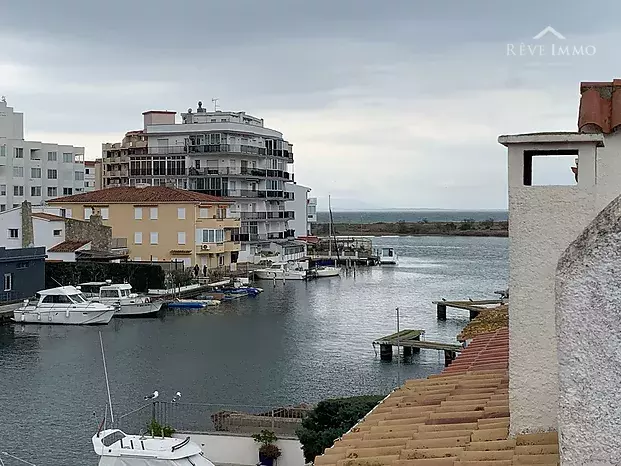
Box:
<box><xmin>173</xmin><ymin>433</ymin><xmax>305</xmax><ymax>466</ymax></box>
<box><xmin>499</xmin><ymin>132</ymin><xmax>621</xmax><ymax>435</ymax></box>
<box><xmin>0</xmin><ymin>207</ymin><xmax>65</xmax><ymax>251</ymax></box>
<box><xmin>286</xmin><ymin>184</ymin><xmax>310</xmax><ymax>237</ymax></box>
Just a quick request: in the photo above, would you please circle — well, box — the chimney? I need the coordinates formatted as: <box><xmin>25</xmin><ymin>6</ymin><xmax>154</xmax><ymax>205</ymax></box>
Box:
<box><xmin>21</xmin><ymin>201</ymin><xmax>34</xmax><ymax>248</ymax></box>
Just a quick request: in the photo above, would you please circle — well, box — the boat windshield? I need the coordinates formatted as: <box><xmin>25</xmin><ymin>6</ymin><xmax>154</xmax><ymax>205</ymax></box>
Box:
<box><xmin>121</xmin><ymin>289</ymin><xmax>131</xmax><ymax>297</ymax></box>
<box><xmin>101</xmin><ymin>289</ymin><xmax>120</xmax><ymax>298</ymax></box>
<box><xmin>101</xmin><ymin>430</ymin><xmax>126</xmax><ymax>447</ymax></box>
<box><xmin>70</xmin><ymin>293</ymin><xmax>88</xmax><ymax>303</ymax></box>
<box><xmin>269</xmin><ymin>264</ymin><xmax>284</xmax><ymax>269</ymax></box>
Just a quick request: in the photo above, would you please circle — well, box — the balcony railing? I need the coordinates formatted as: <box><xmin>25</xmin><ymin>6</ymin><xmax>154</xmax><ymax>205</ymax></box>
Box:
<box><xmin>239</xmin><ymin>212</ymin><xmax>267</xmax><ymax>220</ymax></box>
<box><xmin>232</xmin><ymin>233</ymin><xmax>268</xmax><ymax>242</ymax></box>
<box><xmin>267</xmin><ymin>211</ymin><xmax>295</xmax><ymax>220</ymax></box>
<box><xmin>129</xmin><ymin>167</ymin><xmax>290</xmax><ymax>180</ymax></box>
<box><xmin>147</xmin><ymin>144</ymin><xmax>293</xmax><ymax>160</ymax></box>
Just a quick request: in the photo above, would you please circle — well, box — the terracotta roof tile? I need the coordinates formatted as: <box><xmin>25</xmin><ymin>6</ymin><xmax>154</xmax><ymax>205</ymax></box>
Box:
<box><xmin>578</xmin><ymin>79</ymin><xmax>621</xmax><ymax>134</ymax></box>
<box><xmin>48</xmin><ymin>240</ymin><xmax>90</xmax><ymax>252</ymax></box>
<box><xmin>47</xmin><ymin>186</ymin><xmax>229</xmax><ymax>204</ymax></box>
<box><xmin>314</xmin><ymin>328</ymin><xmax>559</xmax><ymax>466</ymax></box>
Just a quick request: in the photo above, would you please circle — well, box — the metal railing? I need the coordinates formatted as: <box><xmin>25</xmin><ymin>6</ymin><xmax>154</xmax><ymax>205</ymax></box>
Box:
<box><xmin>115</xmin><ymin>401</ymin><xmax>309</xmax><ymax>437</ymax></box>
<box><xmin>147</xmin><ymin>144</ymin><xmax>293</xmax><ymax>159</ymax></box>
<box><xmin>128</xmin><ymin>167</ymin><xmax>291</xmax><ymax>180</ymax></box>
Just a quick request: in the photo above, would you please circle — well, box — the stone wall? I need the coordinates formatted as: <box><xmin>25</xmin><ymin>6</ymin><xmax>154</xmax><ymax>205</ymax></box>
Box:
<box><xmin>65</xmin><ymin>214</ymin><xmax>111</xmax><ymax>250</ymax></box>
<box><xmin>21</xmin><ymin>201</ymin><xmax>34</xmax><ymax>248</ymax></box>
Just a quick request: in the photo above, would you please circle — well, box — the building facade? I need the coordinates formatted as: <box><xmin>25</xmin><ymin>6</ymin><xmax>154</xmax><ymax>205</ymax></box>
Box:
<box><xmin>47</xmin><ymin>186</ymin><xmax>241</xmax><ymax>269</ymax></box>
<box><xmin>0</xmin><ymin>246</ymin><xmax>45</xmax><ymax>302</ymax></box>
<box><xmin>101</xmin><ymin>103</ymin><xmax>295</xmax><ymax>262</ymax></box>
<box><xmin>0</xmin><ymin>99</ymin><xmax>85</xmax><ymax>210</ymax></box>
<box><xmin>285</xmin><ymin>183</ymin><xmax>312</xmax><ymax>237</ymax></box>
<box><xmin>84</xmin><ymin>160</ymin><xmax>97</xmax><ymax>191</ymax></box>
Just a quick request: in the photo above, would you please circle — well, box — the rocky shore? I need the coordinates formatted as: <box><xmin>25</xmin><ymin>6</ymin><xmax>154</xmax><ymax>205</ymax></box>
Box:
<box><xmin>312</xmin><ymin>219</ymin><xmax>508</xmax><ymax>237</ymax></box>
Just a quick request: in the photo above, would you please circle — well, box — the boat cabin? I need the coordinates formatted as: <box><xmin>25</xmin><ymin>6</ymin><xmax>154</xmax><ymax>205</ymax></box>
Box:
<box><xmin>31</xmin><ymin>286</ymin><xmax>89</xmax><ymax>305</ymax></box>
<box><xmin>381</xmin><ymin>247</ymin><xmax>395</xmax><ymax>258</ymax></box>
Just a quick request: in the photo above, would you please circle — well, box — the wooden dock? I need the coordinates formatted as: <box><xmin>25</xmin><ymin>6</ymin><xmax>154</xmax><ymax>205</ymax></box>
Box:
<box><xmin>373</xmin><ymin>329</ymin><xmax>463</xmax><ymax>366</ymax></box>
<box><xmin>433</xmin><ymin>299</ymin><xmax>505</xmax><ymax>320</ymax></box>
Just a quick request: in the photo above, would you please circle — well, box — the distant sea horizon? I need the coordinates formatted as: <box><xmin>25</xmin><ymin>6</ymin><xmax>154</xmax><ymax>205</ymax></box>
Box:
<box><xmin>316</xmin><ymin>209</ymin><xmax>508</xmax><ymax>224</ymax></box>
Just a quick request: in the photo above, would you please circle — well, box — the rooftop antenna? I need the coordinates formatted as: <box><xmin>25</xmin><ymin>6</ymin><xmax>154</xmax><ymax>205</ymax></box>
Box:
<box><xmin>99</xmin><ymin>331</ymin><xmax>115</xmax><ymax>426</ymax></box>
<box><xmin>212</xmin><ymin>98</ymin><xmax>219</xmax><ymax>111</ymax></box>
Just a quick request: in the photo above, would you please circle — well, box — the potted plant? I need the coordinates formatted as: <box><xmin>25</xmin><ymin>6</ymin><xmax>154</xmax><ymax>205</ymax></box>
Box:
<box><xmin>252</xmin><ymin>429</ymin><xmax>281</xmax><ymax>466</ymax></box>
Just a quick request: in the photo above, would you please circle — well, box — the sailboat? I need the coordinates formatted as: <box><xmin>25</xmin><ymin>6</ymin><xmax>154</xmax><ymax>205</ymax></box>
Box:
<box><xmin>92</xmin><ymin>333</ymin><xmax>216</xmax><ymax>466</ymax></box>
<box><xmin>315</xmin><ymin>195</ymin><xmax>341</xmax><ymax>278</ymax></box>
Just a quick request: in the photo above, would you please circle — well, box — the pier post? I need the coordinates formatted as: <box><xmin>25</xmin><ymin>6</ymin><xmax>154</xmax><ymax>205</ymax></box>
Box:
<box><xmin>403</xmin><ymin>346</ymin><xmax>412</xmax><ymax>357</ymax></box>
<box><xmin>412</xmin><ymin>333</ymin><xmax>421</xmax><ymax>353</ymax></box>
<box><xmin>437</xmin><ymin>303</ymin><xmax>447</xmax><ymax>320</ymax></box>
<box><xmin>380</xmin><ymin>344</ymin><xmax>393</xmax><ymax>360</ymax></box>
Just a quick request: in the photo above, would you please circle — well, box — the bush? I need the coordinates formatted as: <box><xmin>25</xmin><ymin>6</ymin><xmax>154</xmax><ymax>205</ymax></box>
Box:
<box><xmin>147</xmin><ymin>418</ymin><xmax>175</xmax><ymax>437</ymax></box>
<box><xmin>480</xmin><ymin>217</ymin><xmax>495</xmax><ymax>229</ymax></box>
<box><xmin>253</xmin><ymin>429</ymin><xmax>281</xmax><ymax>459</ymax></box>
<box><xmin>459</xmin><ymin>218</ymin><xmax>475</xmax><ymax>231</ymax></box>
<box><xmin>296</xmin><ymin>395</ymin><xmax>385</xmax><ymax>463</ymax></box>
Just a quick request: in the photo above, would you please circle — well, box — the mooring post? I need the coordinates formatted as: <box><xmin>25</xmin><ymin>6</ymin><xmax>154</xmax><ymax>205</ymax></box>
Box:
<box><xmin>437</xmin><ymin>303</ymin><xmax>447</xmax><ymax>320</ymax></box>
<box><xmin>403</xmin><ymin>346</ymin><xmax>412</xmax><ymax>357</ymax></box>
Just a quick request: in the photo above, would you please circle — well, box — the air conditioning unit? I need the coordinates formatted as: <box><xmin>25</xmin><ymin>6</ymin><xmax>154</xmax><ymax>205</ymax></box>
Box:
<box><xmin>201</xmin><ymin>244</ymin><xmax>210</xmax><ymax>251</ymax></box>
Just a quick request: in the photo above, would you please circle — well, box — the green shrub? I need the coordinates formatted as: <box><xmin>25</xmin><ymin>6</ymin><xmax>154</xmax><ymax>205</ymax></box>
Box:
<box><xmin>296</xmin><ymin>395</ymin><xmax>385</xmax><ymax>463</ymax></box>
<box><xmin>147</xmin><ymin>418</ymin><xmax>175</xmax><ymax>437</ymax></box>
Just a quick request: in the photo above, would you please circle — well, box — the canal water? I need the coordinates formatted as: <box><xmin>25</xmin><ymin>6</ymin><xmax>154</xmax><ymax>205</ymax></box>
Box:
<box><xmin>0</xmin><ymin>235</ymin><xmax>507</xmax><ymax>465</ymax></box>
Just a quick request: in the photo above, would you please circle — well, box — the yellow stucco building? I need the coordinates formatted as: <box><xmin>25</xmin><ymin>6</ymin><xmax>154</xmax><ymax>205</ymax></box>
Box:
<box><xmin>48</xmin><ymin>186</ymin><xmax>240</xmax><ymax>269</ymax></box>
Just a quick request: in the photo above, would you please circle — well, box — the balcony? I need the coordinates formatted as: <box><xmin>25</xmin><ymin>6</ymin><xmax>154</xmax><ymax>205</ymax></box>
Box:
<box><xmin>196</xmin><ymin>243</ymin><xmax>225</xmax><ymax>254</ymax></box>
<box><xmin>196</xmin><ymin>217</ymin><xmax>241</xmax><ymax>229</ymax></box>
<box><xmin>149</xmin><ymin>144</ymin><xmax>267</xmax><ymax>157</ymax></box>
<box><xmin>267</xmin><ymin>232</ymin><xmax>285</xmax><ymax>240</ymax></box>
<box><xmin>267</xmin><ymin>211</ymin><xmax>295</xmax><ymax>220</ymax></box>
<box><xmin>106</xmin><ymin>169</ymin><xmax>129</xmax><ymax>178</ymax></box>
<box><xmin>239</xmin><ymin>212</ymin><xmax>267</xmax><ymax>220</ymax></box>
<box><xmin>188</xmin><ymin>167</ymin><xmax>268</xmax><ymax>178</ymax></box>
<box><xmin>232</xmin><ymin>233</ymin><xmax>268</xmax><ymax>242</ymax></box>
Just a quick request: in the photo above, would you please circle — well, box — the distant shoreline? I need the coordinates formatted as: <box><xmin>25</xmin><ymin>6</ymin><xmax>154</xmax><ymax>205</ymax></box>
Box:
<box><xmin>312</xmin><ymin>220</ymin><xmax>509</xmax><ymax>238</ymax></box>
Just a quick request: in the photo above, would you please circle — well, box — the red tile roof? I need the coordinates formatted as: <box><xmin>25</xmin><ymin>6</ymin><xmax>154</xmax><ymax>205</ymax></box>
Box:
<box><xmin>578</xmin><ymin>79</ymin><xmax>621</xmax><ymax>134</ymax></box>
<box><xmin>315</xmin><ymin>327</ymin><xmax>560</xmax><ymax>466</ymax></box>
<box><xmin>84</xmin><ymin>160</ymin><xmax>97</xmax><ymax>166</ymax></box>
<box><xmin>48</xmin><ymin>240</ymin><xmax>90</xmax><ymax>252</ymax></box>
<box><xmin>32</xmin><ymin>212</ymin><xmax>66</xmax><ymax>222</ymax></box>
<box><xmin>47</xmin><ymin>186</ymin><xmax>229</xmax><ymax>204</ymax></box>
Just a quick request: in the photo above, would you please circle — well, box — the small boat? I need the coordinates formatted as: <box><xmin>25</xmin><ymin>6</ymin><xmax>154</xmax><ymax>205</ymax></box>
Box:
<box><xmin>13</xmin><ymin>286</ymin><xmax>116</xmax><ymax>325</ymax></box>
<box><xmin>80</xmin><ymin>281</ymin><xmax>163</xmax><ymax>317</ymax></box>
<box><xmin>167</xmin><ymin>299</ymin><xmax>220</xmax><ymax>309</ymax></box>
<box><xmin>254</xmin><ymin>262</ymin><xmax>307</xmax><ymax>280</ymax></box>
<box><xmin>379</xmin><ymin>247</ymin><xmax>398</xmax><ymax>265</ymax></box>
<box><xmin>93</xmin><ymin>429</ymin><xmax>215</xmax><ymax>466</ymax></box>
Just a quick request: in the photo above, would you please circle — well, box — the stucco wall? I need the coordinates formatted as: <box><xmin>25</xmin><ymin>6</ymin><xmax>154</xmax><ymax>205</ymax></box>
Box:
<box><xmin>173</xmin><ymin>433</ymin><xmax>304</xmax><ymax>466</ymax></box>
<box><xmin>556</xmin><ymin>194</ymin><xmax>621</xmax><ymax>465</ymax></box>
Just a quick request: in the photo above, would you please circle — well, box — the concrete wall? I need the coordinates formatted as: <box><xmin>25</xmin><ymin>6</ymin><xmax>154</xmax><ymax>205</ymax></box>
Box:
<box><xmin>286</xmin><ymin>184</ymin><xmax>310</xmax><ymax>237</ymax></box>
<box><xmin>501</xmin><ymin>131</ymin><xmax>621</xmax><ymax>435</ymax></box>
<box><xmin>556</xmin><ymin>194</ymin><xmax>621</xmax><ymax>465</ymax></box>
<box><xmin>173</xmin><ymin>433</ymin><xmax>304</xmax><ymax>466</ymax></box>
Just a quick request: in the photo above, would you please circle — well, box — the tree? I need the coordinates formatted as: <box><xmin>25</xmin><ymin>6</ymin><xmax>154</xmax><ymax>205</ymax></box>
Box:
<box><xmin>459</xmin><ymin>218</ymin><xmax>475</xmax><ymax>231</ymax></box>
<box><xmin>296</xmin><ymin>395</ymin><xmax>385</xmax><ymax>463</ymax></box>
<box><xmin>396</xmin><ymin>220</ymin><xmax>407</xmax><ymax>234</ymax></box>
<box><xmin>443</xmin><ymin>222</ymin><xmax>457</xmax><ymax>232</ymax></box>
<box><xmin>481</xmin><ymin>217</ymin><xmax>495</xmax><ymax>230</ymax></box>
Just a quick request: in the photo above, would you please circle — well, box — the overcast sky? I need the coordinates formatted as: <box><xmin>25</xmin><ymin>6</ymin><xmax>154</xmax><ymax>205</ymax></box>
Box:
<box><xmin>1</xmin><ymin>0</ymin><xmax>618</xmax><ymax>210</ymax></box>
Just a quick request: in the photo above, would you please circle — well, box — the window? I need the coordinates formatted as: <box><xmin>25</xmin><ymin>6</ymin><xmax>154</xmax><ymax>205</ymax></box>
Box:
<box><xmin>75</xmin><ymin>171</ymin><xmax>84</xmax><ymax>181</ymax></box>
<box><xmin>31</xmin><ymin>168</ymin><xmax>41</xmax><ymax>178</ymax></box>
<box><xmin>30</xmin><ymin>149</ymin><xmax>40</xmax><ymax>160</ymax></box>
<box><xmin>217</xmin><ymin>207</ymin><xmax>227</xmax><ymax>219</ymax></box>
<box><xmin>47</xmin><ymin>187</ymin><xmax>57</xmax><ymax>197</ymax></box>
<box><xmin>53</xmin><ymin>229</ymin><xmax>62</xmax><ymax>237</ymax></box>
<box><xmin>134</xmin><ymin>232</ymin><xmax>142</xmax><ymax>244</ymax></box>
<box><xmin>13</xmin><ymin>166</ymin><xmax>23</xmax><ymax>177</ymax></box>
<box><xmin>14</xmin><ymin>148</ymin><xmax>23</xmax><ymax>159</ymax></box>
<box><xmin>195</xmin><ymin>159</ymin><xmax>200</xmax><ymax>169</ymax></box>
<box><xmin>63</xmin><ymin>153</ymin><xmax>73</xmax><ymax>163</ymax></box>
<box><xmin>0</xmin><ymin>184</ymin><xmax>5</xmax><ymax>196</ymax></box>
<box><xmin>199</xmin><ymin>208</ymin><xmax>209</xmax><ymax>218</ymax></box>
<box><xmin>30</xmin><ymin>186</ymin><xmax>41</xmax><ymax>197</ymax></box>
<box><xmin>177</xmin><ymin>231</ymin><xmax>186</xmax><ymax>245</ymax></box>
<box><xmin>13</xmin><ymin>186</ymin><xmax>23</xmax><ymax>196</ymax></box>
<box><xmin>0</xmin><ymin>205</ymin><xmax>5</xmax><ymax>212</ymax></box>
<box><xmin>150</xmin><ymin>232</ymin><xmax>158</xmax><ymax>244</ymax></box>
<box><xmin>16</xmin><ymin>261</ymin><xmax>28</xmax><ymax>269</ymax></box>
<box><xmin>47</xmin><ymin>151</ymin><xmax>57</xmax><ymax>161</ymax></box>
<box><xmin>84</xmin><ymin>207</ymin><xmax>93</xmax><ymax>219</ymax></box>
<box><xmin>8</xmin><ymin>228</ymin><xmax>18</xmax><ymax>239</ymax></box>
<box><xmin>199</xmin><ymin>229</ymin><xmax>225</xmax><ymax>243</ymax></box>
<box><xmin>101</xmin><ymin>207</ymin><xmax>109</xmax><ymax>220</ymax></box>
<box><xmin>219</xmin><ymin>255</ymin><xmax>224</xmax><ymax>266</ymax></box>
<box><xmin>47</xmin><ymin>169</ymin><xmax>58</xmax><ymax>179</ymax></box>
<box><xmin>134</xmin><ymin>207</ymin><xmax>143</xmax><ymax>220</ymax></box>
<box><xmin>150</xmin><ymin>207</ymin><xmax>158</xmax><ymax>220</ymax></box>
<box><xmin>12</xmin><ymin>204</ymin><xmax>18</xmax><ymax>208</ymax></box>
<box><xmin>4</xmin><ymin>273</ymin><xmax>12</xmax><ymax>292</ymax></box>
<box><xmin>63</xmin><ymin>188</ymin><xmax>72</xmax><ymax>195</ymax></box>
<box><xmin>85</xmin><ymin>168</ymin><xmax>90</xmax><ymax>175</ymax></box>
<box><xmin>0</xmin><ymin>145</ymin><xmax>6</xmax><ymax>156</ymax></box>
<box><xmin>177</xmin><ymin>207</ymin><xmax>186</xmax><ymax>220</ymax></box>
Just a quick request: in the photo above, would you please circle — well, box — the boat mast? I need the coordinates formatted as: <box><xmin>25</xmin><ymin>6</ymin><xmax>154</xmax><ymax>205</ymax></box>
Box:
<box><xmin>328</xmin><ymin>196</ymin><xmax>340</xmax><ymax>265</ymax></box>
<box><xmin>328</xmin><ymin>195</ymin><xmax>332</xmax><ymax>258</ymax></box>
<box><xmin>99</xmin><ymin>332</ymin><xmax>115</xmax><ymax>426</ymax></box>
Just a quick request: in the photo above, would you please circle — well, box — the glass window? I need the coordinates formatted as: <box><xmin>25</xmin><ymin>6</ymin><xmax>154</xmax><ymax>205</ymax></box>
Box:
<box><xmin>84</xmin><ymin>207</ymin><xmax>93</xmax><ymax>219</ymax></box>
<box><xmin>0</xmin><ymin>145</ymin><xmax>6</xmax><ymax>157</ymax></box>
<box><xmin>47</xmin><ymin>169</ymin><xmax>58</xmax><ymax>179</ymax></box>
<box><xmin>4</xmin><ymin>273</ymin><xmax>13</xmax><ymax>291</ymax></box>
<box><xmin>177</xmin><ymin>232</ymin><xmax>186</xmax><ymax>245</ymax></box>
<box><xmin>177</xmin><ymin>207</ymin><xmax>185</xmax><ymax>220</ymax></box>
<box><xmin>13</xmin><ymin>186</ymin><xmax>23</xmax><ymax>196</ymax></box>
<box><xmin>14</xmin><ymin>148</ymin><xmax>23</xmax><ymax>158</ymax></box>
<box><xmin>31</xmin><ymin>168</ymin><xmax>41</xmax><ymax>178</ymax></box>
<box><xmin>63</xmin><ymin>153</ymin><xmax>73</xmax><ymax>163</ymax></box>
<box><xmin>150</xmin><ymin>232</ymin><xmax>158</xmax><ymax>244</ymax></box>
<box><xmin>75</xmin><ymin>171</ymin><xmax>84</xmax><ymax>181</ymax></box>
<box><xmin>53</xmin><ymin>229</ymin><xmax>62</xmax><ymax>236</ymax></box>
<box><xmin>134</xmin><ymin>207</ymin><xmax>142</xmax><ymax>220</ymax></box>
<box><xmin>47</xmin><ymin>187</ymin><xmax>58</xmax><ymax>197</ymax></box>
<box><xmin>134</xmin><ymin>232</ymin><xmax>142</xmax><ymax>244</ymax></box>
<box><xmin>199</xmin><ymin>208</ymin><xmax>209</xmax><ymax>218</ymax></box>
<box><xmin>0</xmin><ymin>184</ymin><xmax>5</xmax><ymax>196</ymax></box>
<box><xmin>150</xmin><ymin>207</ymin><xmax>158</xmax><ymax>220</ymax></box>
<box><xmin>8</xmin><ymin>228</ymin><xmax>19</xmax><ymax>239</ymax></box>
<box><xmin>13</xmin><ymin>166</ymin><xmax>23</xmax><ymax>177</ymax></box>
<box><xmin>63</xmin><ymin>188</ymin><xmax>72</xmax><ymax>195</ymax></box>
<box><xmin>30</xmin><ymin>186</ymin><xmax>41</xmax><ymax>196</ymax></box>
<box><xmin>101</xmin><ymin>208</ymin><xmax>109</xmax><ymax>220</ymax></box>
<box><xmin>48</xmin><ymin>151</ymin><xmax>57</xmax><ymax>161</ymax></box>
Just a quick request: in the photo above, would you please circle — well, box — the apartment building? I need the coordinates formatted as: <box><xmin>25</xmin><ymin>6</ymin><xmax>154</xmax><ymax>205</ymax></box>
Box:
<box><xmin>101</xmin><ymin>102</ymin><xmax>295</xmax><ymax>261</ymax></box>
<box><xmin>84</xmin><ymin>160</ymin><xmax>97</xmax><ymax>191</ymax></box>
<box><xmin>285</xmin><ymin>183</ymin><xmax>313</xmax><ymax>237</ymax></box>
<box><xmin>47</xmin><ymin>186</ymin><xmax>240</xmax><ymax>269</ymax></box>
<box><xmin>0</xmin><ymin>98</ymin><xmax>85</xmax><ymax>210</ymax></box>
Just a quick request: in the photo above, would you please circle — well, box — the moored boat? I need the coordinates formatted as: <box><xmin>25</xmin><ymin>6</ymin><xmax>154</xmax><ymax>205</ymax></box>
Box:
<box><xmin>13</xmin><ymin>286</ymin><xmax>116</xmax><ymax>325</ymax></box>
<box><xmin>254</xmin><ymin>262</ymin><xmax>307</xmax><ymax>280</ymax></box>
<box><xmin>81</xmin><ymin>281</ymin><xmax>163</xmax><ymax>317</ymax></box>
<box><xmin>379</xmin><ymin>247</ymin><xmax>398</xmax><ymax>265</ymax></box>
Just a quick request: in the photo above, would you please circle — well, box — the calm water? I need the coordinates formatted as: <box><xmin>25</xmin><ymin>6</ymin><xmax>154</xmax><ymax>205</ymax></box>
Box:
<box><xmin>317</xmin><ymin>210</ymin><xmax>508</xmax><ymax>224</ymax></box>
<box><xmin>0</xmin><ymin>236</ymin><xmax>508</xmax><ymax>465</ymax></box>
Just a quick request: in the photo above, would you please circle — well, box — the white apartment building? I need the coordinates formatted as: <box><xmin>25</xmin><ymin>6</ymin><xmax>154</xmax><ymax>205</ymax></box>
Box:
<box><xmin>103</xmin><ymin>102</ymin><xmax>296</xmax><ymax>261</ymax></box>
<box><xmin>84</xmin><ymin>160</ymin><xmax>97</xmax><ymax>191</ymax></box>
<box><xmin>285</xmin><ymin>183</ymin><xmax>313</xmax><ymax>237</ymax></box>
<box><xmin>0</xmin><ymin>99</ymin><xmax>85</xmax><ymax>211</ymax></box>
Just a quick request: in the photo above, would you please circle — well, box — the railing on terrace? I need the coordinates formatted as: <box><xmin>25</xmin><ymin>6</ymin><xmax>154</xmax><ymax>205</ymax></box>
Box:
<box><xmin>114</xmin><ymin>401</ymin><xmax>310</xmax><ymax>437</ymax></box>
<box><xmin>147</xmin><ymin>145</ymin><xmax>293</xmax><ymax>160</ymax></box>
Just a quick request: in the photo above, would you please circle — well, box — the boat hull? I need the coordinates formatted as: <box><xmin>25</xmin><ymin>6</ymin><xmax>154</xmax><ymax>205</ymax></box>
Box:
<box><xmin>13</xmin><ymin>308</ymin><xmax>115</xmax><ymax>325</ymax></box>
<box><xmin>254</xmin><ymin>271</ymin><xmax>307</xmax><ymax>280</ymax></box>
<box><xmin>115</xmin><ymin>301</ymin><xmax>163</xmax><ymax>317</ymax></box>
<box><xmin>315</xmin><ymin>267</ymin><xmax>341</xmax><ymax>278</ymax></box>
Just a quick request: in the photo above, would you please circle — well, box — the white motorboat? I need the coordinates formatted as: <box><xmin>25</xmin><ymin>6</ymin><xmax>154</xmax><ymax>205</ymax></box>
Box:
<box><xmin>81</xmin><ymin>282</ymin><xmax>163</xmax><ymax>317</ymax></box>
<box><xmin>93</xmin><ymin>429</ymin><xmax>215</xmax><ymax>466</ymax></box>
<box><xmin>13</xmin><ymin>286</ymin><xmax>116</xmax><ymax>325</ymax></box>
<box><xmin>315</xmin><ymin>265</ymin><xmax>341</xmax><ymax>277</ymax></box>
<box><xmin>379</xmin><ymin>247</ymin><xmax>398</xmax><ymax>265</ymax></box>
<box><xmin>254</xmin><ymin>262</ymin><xmax>307</xmax><ymax>280</ymax></box>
